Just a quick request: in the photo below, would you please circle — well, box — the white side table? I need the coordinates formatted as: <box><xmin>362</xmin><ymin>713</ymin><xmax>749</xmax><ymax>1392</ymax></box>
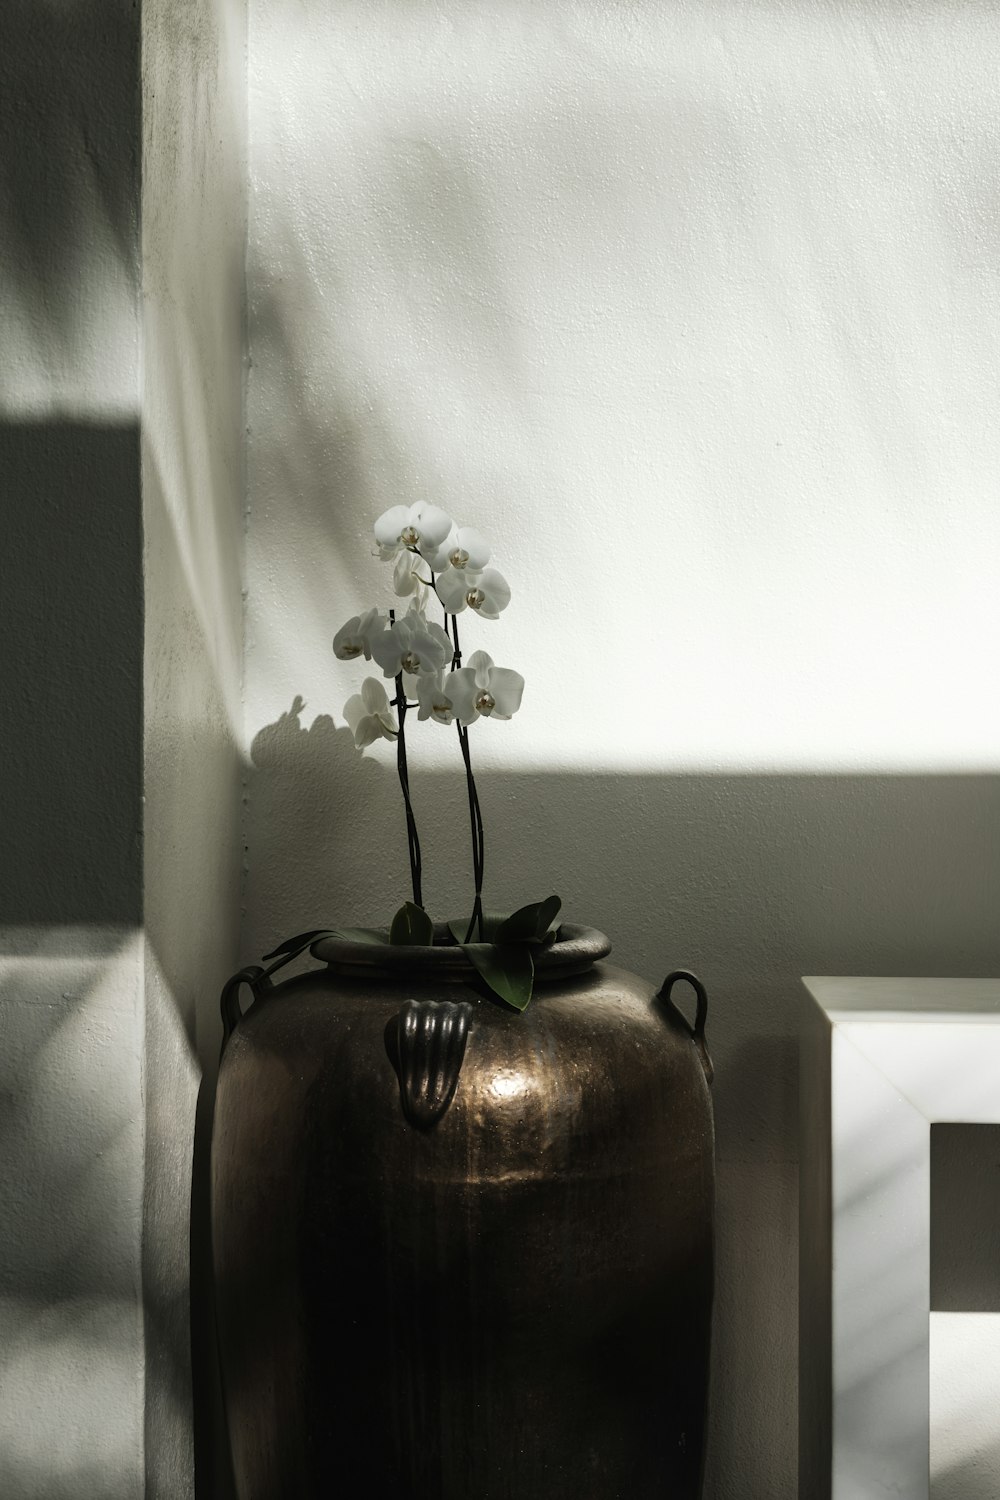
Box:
<box><xmin>800</xmin><ymin>977</ymin><xmax>1000</xmax><ymax>1500</ymax></box>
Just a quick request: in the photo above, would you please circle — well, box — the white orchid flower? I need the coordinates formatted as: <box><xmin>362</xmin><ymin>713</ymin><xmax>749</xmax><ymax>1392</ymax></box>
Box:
<box><xmin>332</xmin><ymin>606</ymin><xmax>386</xmax><ymax>662</ymax></box>
<box><xmin>436</xmin><ymin>566</ymin><xmax>511</xmax><ymax>620</ymax></box>
<box><xmin>425</xmin><ymin>525</ymin><xmax>491</xmax><ymax>575</ymax></box>
<box><xmin>447</xmin><ymin>650</ymin><xmax>524</xmax><ymax>726</ymax></box>
<box><xmin>343</xmin><ymin>677</ymin><xmax>398</xmax><ymax>747</ymax></box>
<box><xmin>373</xmin><ymin>503</ymin><xmax>452</xmax><ymax>562</ymax></box>
<box><xmin>371</xmin><ymin>610</ymin><xmax>451</xmax><ymax>679</ymax></box>
<box><xmin>409</xmin><ymin>670</ymin><xmax>457</xmax><ymax>725</ymax></box>
<box><xmin>392</xmin><ymin>548</ymin><xmax>431</xmax><ymax>601</ymax></box>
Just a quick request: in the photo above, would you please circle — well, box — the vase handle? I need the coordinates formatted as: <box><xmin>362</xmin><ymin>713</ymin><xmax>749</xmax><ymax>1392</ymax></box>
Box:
<box><xmin>657</xmin><ymin>970</ymin><xmax>713</xmax><ymax>1086</ymax></box>
<box><xmin>219</xmin><ymin>966</ymin><xmax>272</xmax><ymax>1059</ymax></box>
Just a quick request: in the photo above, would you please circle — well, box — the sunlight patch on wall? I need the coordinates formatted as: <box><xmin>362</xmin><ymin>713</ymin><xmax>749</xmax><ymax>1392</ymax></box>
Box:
<box><xmin>0</xmin><ymin>926</ymin><xmax>146</xmax><ymax>1500</ymax></box>
<box><xmin>247</xmin><ymin>0</ymin><xmax>1000</xmax><ymax>776</ymax></box>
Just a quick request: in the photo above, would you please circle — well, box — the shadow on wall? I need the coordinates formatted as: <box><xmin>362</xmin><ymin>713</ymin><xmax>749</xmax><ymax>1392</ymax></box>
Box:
<box><xmin>0</xmin><ymin>424</ymin><xmax>149</xmax><ymax>1500</ymax></box>
<box><xmin>935</xmin><ymin>1459</ymin><xmax>1000</xmax><ymax>1500</ymax></box>
<box><xmin>0</xmin><ymin>0</ymin><xmax>144</xmax><ymax>909</ymax></box>
<box><xmin>0</xmin><ymin>0</ymin><xmax>138</xmax><ymax>279</ymax></box>
<box><xmin>0</xmin><ymin>415</ymin><xmax>236</xmax><ymax>1499</ymax></box>
<box><xmin>2</xmin><ymin>2</ymin><xmax>242</xmax><ymax>1496</ymax></box>
<box><xmin>0</xmin><ymin>0</ymin><xmax>140</xmax><ymax>409</ymax></box>
<box><xmin>4</xmin><ymin>0</ymin><xmax>247</xmax><ymax>1487</ymax></box>
<box><xmin>0</xmin><ymin>422</ymin><xmax>144</xmax><ymax>924</ymax></box>
<box><xmin>0</xmin><ymin>430</ymin><xmax>239</xmax><ymax>1500</ymax></box>
<box><xmin>245</xmin><ymin>700</ymin><xmax>1000</xmax><ymax>991</ymax></box>
<box><xmin>240</xmin><ymin>697</ymin><xmax>1000</xmax><ymax>1498</ymax></box>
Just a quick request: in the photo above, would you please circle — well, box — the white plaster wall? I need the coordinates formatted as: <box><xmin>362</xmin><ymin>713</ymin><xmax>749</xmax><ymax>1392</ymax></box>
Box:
<box><xmin>247</xmin><ymin>0</ymin><xmax>999</xmax><ymax>779</ymax></box>
<box><xmin>243</xmin><ymin>3</ymin><xmax>1000</xmax><ymax>1493</ymax></box>
<box><xmin>142</xmin><ymin>0</ymin><xmax>247</xmax><ymax>1493</ymax></box>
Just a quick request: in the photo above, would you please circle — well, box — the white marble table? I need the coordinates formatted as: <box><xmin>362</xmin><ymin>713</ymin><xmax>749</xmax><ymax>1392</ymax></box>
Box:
<box><xmin>800</xmin><ymin>977</ymin><xmax>1000</xmax><ymax>1500</ymax></box>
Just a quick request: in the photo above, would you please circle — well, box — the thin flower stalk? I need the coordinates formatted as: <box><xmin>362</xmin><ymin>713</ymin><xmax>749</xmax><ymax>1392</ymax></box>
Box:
<box><xmin>448</xmin><ymin>611</ymin><xmax>485</xmax><ymax>941</ymax></box>
<box><xmin>389</xmin><ymin>609</ymin><xmax>422</xmax><ymax>907</ymax></box>
<box><xmin>335</xmin><ymin>506</ymin><xmax>523</xmax><ymax>930</ymax></box>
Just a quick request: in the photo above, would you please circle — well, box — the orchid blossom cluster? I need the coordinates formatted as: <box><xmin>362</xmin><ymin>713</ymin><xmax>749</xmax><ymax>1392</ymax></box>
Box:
<box><xmin>333</xmin><ymin>502</ymin><xmax>525</xmax><ymax>939</ymax></box>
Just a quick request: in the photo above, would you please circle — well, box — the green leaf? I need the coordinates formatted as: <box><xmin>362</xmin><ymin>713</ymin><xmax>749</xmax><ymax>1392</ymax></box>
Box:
<box><xmin>330</xmin><ymin>927</ymin><xmax>390</xmax><ymax>945</ymax></box>
<box><xmin>262</xmin><ymin>929</ymin><xmax>338</xmax><ymax>961</ymax></box>
<box><xmin>389</xmin><ymin>902</ymin><xmax>435</xmax><ymax>946</ymax></box>
<box><xmin>495</xmin><ymin>894</ymin><xmax>562</xmax><ymax>945</ymax></box>
<box><xmin>461</xmin><ymin>942</ymin><xmax>535</xmax><ymax>1011</ymax></box>
<box><xmin>447</xmin><ymin>912</ymin><xmax>509</xmax><ymax>945</ymax></box>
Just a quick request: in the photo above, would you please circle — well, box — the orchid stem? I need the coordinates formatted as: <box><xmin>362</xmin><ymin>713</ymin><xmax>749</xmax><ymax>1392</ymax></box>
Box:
<box><xmin>458</xmin><ymin>725</ymin><xmax>485</xmax><ymax>942</ymax></box>
<box><xmin>448</xmin><ymin>612</ymin><xmax>485</xmax><ymax>941</ymax></box>
<box><xmin>389</xmin><ymin>608</ymin><xmax>422</xmax><ymax>908</ymax></box>
<box><xmin>396</xmin><ymin>692</ymin><xmax>423</xmax><ymax>908</ymax></box>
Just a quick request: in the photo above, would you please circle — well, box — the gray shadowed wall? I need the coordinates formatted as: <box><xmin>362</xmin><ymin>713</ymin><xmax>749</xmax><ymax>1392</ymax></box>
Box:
<box><xmin>0</xmin><ymin>1</ymin><xmax>146</xmax><ymax>1492</ymax></box>
<box><xmin>241</xmin><ymin>735</ymin><xmax>1000</xmax><ymax>1496</ymax></box>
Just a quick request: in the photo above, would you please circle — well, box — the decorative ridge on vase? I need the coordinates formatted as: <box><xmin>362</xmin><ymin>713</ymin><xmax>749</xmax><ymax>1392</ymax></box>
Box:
<box><xmin>393</xmin><ymin>997</ymin><xmax>474</xmax><ymax>1128</ymax></box>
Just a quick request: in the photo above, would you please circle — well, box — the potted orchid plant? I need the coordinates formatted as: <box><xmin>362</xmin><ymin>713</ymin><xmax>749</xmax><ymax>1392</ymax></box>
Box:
<box><xmin>266</xmin><ymin>502</ymin><xmax>561</xmax><ymax>1012</ymax></box>
<box><xmin>213</xmin><ymin>506</ymin><xmax>715</xmax><ymax>1500</ymax></box>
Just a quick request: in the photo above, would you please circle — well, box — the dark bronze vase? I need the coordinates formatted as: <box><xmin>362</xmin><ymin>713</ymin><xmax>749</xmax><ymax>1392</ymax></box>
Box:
<box><xmin>211</xmin><ymin>925</ymin><xmax>714</xmax><ymax>1500</ymax></box>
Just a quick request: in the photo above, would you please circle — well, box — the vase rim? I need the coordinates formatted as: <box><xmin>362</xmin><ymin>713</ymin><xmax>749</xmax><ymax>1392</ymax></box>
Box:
<box><xmin>311</xmin><ymin>922</ymin><xmax>611</xmax><ymax>984</ymax></box>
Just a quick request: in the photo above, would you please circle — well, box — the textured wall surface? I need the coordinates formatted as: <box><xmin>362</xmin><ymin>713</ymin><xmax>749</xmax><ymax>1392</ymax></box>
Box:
<box><xmin>0</xmin><ymin>0</ymin><xmax>141</xmax><ymax>420</ymax></box>
<box><xmin>142</xmin><ymin>0</ymin><xmax>247</xmax><ymax>1492</ymax></box>
<box><xmin>245</xmin><ymin>3</ymin><xmax>1000</xmax><ymax>1494</ymax></box>
<box><xmin>0</xmin><ymin>3</ymin><xmax>146</xmax><ymax>1493</ymax></box>
<box><xmin>1</xmin><ymin>0</ymin><xmax>246</xmax><ymax>1492</ymax></box>
<box><xmin>0</xmin><ymin>929</ymin><xmax>146</xmax><ymax>1498</ymax></box>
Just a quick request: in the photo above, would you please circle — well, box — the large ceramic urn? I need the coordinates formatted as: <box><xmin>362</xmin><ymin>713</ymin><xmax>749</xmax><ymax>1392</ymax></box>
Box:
<box><xmin>211</xmin><ymin>925</ymin><xmax>714</xmax><ymax>1499</ymax></box>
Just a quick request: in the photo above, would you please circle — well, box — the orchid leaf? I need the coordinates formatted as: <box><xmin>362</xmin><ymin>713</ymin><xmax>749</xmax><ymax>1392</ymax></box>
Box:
<box><xmin>389</xmin><ymin>902</ymin><xmax>434</xmax><ymax>946</ymax></box>
<box><xmin>262</xmin><ymin>929</ymin><xmax>338</xmax><ymax>961</ymax></box>
<box><xmin>259</xmin><ymin>927</ymin><xmax>342</xmax><ymax>979</ymax></box>
<box><xmin>495</xmin><ymin>895</ymin><xmax>562</xmax><ymax>945</ymax></box>
<box><xmin>447</xmin><ymin>912</ymin><xmax>508</xmax><ymax>945</ymax></box>
<box><xmin>461</xmin><ymin>942</ymin><xmax>534</xmax><ymax>1011</ymax></box>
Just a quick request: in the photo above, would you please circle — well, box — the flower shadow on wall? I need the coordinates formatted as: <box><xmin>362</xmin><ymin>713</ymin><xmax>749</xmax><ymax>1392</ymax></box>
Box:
<box><xmin>248</xmin><ymin>697</ymin><xmax>387</xmax><ymax>938</ymax></box>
